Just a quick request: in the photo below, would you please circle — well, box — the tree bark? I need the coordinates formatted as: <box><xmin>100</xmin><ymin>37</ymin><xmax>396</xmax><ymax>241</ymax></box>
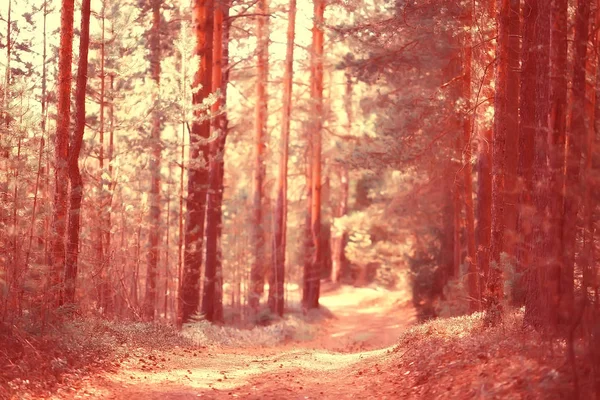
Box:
<box><xmin>523</xmin><ymin>0</ymin><xmax>553</xmax><ymax>329</ymax></box>
<box><xmin>143</xmin><ymin>0</ymin><xmax>162</xmax><ymax>322</ymax></box>
<box><xmin>50</xmin><ymin>0</ymin><xmax>75</xmax><ymax>305</ymax></box>
<box><xmin>560</xmin><ymin>0</ymin><xmax>591</xmax><ymax>325</ymax></box>
<box><xmin>486</xmin><ymin>0</ymin><xmax>512</xmax><ymax>325</ymax></box>
<box><xmin>97</xmin><ymin>1</ymin><xmax>107</xmax><ymax>313</ymax></box>
<box><xmin>249</xmin><ymin>0</ymin><xmax>270</xmax><ymax>311</ymax></box>
<box><xmin>547</xmin><ymin>0</ymin><xmax>568</xmax><ymax>324</ymax></box>
<box><xmin>502</xmin><ymin>0</ymin><xmax>521</xmax><ymax>265</ymax></box>
<box><xmin>64</xmin><ymin>0</ymin><xmax>91</xmax><ymax>305</ymax></box>
<box><xmin>181</xmin><ymin>0</ymin><xmax>214</xmax><ymax>323</ymax></box>
<box><xmin>476</xmin><ymin>0</ymin><xmax>498</xmax><ymax>291</ymax></box>
<box><xmin>303</xmin><ymin>0</ymin><xmax>325</xmax><ymax>310</ymax></box>
<box><xmin>270</xmin><ymin>0</ymin><xmax>296</xmax><ymax>316</ymax></box>
<box><xmin>461</xmin><ymin>0</ymin><xmax>480</xmax><ymax>312</ymax></box>
<box><xmin>203</xmin><ymin>0</ymin><xmax>230</xmax><ymax>323</ymax></box>
<box><xmin>176</xmin><ymin>17</ymin><xmax>188</xmax><ymax>327</ymax></box>
<box><xmin>330</xmin><ymin>74</ymin><xmax>351</xmax><ymax>284</ymax></box>
<box><xmin>514</xmin><ymin>0</ymin><xmax>536</xmax><ymax>312</ymax></box>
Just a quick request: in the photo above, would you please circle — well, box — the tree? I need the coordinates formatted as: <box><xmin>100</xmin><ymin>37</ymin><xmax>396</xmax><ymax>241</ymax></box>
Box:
<box><xmin>203</xmin><ymin>0</ymin><xmax>230</xmax><ymax>323</ymax></box>
<box><xmin>249</xmin><ymin>0</ymin><xmax>270</xmax><ymax>311</ymax></box>
<box><xmin>330</xmin><ymin>73</ymin><xmax>351</xmax><ymax>284</ymax></box>
<box><xmin>461</xmin><ymin>0</ymin><xmax>479</xmax><ymax>312</ymax></box>
<box><xmin>64</xmin><ymin>0</ymin><xmax>92</xmax><ymax>305</ymax></box>
<box><xmin>270</xmin><ymin>0</ymin><xmax>297</xmax><ymax>316</ymax></box>
<box><xmin>143</xmin><ymin>0</ymin><xmax>163</xmax><ymax>322</ymax></box>
<box><xmin>50</xmin><ymin>0</ymin><xmax>75</xmax><ymax>304</ymax></box>
<box><xmin>560</xmin><ymin>0</ymin><xmax>591</xmax><ymax>325</ymax></box>
<box><xmin>303</xmin><ymin>0</ymin><xmax>325</xmax><ymax>310</ymax></box>
<box><xmin>181</xmin><ymin>0</ymin><xmax>214</xmax><ymax>323</ymax></box>
<box><xmin>475</xmin><ymin>0</ymin><xmax>496</xmax><ymax>294</ymax></box>
<box><xmin>546</xmin><ymin>0</ymin><xmax>568</xmax><ymax>322</ymax></box>
<box><xmin>501</xmin><ymin>0</ymin><xmax>521</xmax><ymax>269</ymax></box>
<box><xmin>96</xmin><ymin>0</ymin><xmax>109</xmax><ymax>314</ymax></box>
<box><xmin>486</xmin><ymin>0</ymin><xmax>513</xmax><ymax>324</ymax></box>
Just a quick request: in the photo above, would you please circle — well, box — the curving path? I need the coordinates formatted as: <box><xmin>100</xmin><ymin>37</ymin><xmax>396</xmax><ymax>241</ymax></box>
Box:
<box><xmin>56</xmin><ymin>285</ymin><xmax>415</xmax><ymax>400</ymax></box>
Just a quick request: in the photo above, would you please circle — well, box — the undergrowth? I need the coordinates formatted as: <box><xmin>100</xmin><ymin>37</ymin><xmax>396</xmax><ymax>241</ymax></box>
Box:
<box><xmin>0</xmin><ymin>317</ymin><xmax>194</xmax><ymax>398</ymax></box>
<box><xmin>0</xmin><ymin>306</ymin><xmax>329</xmax><ymax>398</ymax></box>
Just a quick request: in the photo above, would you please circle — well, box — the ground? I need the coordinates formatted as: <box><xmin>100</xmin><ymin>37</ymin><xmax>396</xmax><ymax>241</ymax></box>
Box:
<box><xmin>8</xmin><ymin>284</ymin><xmax>577</xmax><ymax>399</ymax></box>
<box><xmin>50</xmin><ymin>285</ymin><xmax>416</xmax><ymax>399</ymax></box>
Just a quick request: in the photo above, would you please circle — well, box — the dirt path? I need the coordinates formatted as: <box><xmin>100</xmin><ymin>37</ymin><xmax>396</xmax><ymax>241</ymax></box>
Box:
<box><xmin>58</xmin><ymin>286</ymin><xmax>415</xmax><ymax>399</ymax></box>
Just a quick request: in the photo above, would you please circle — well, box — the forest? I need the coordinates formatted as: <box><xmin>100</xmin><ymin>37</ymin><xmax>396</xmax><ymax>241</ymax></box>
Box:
<box><xmin>1</xmin><ymin>0</ymin><xmax>600</xmax><ymax>398</ymax></box>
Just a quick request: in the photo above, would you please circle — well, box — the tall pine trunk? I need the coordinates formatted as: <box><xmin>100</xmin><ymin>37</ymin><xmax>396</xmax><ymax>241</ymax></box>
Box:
<box><xmin>501</xmin><ymin>0</ymin><xmax>521</xmax><ymax>281</ymax></box>
<box><xmin>50</xmin><ymin>0</ymin><xmax>75</xmax><ymax>305</ymax></box>
<box><xmin>181</xmin><ymin>0</ymin><xmax>214</xmax><ymax>323</ymax></box>
<box><xmin>203</xmin><ymin>0</ymin><xmax>230</xmax><ymax>322</ymax></box>
<box><xmin>143</xmin><ymin>0</ymin><xmax>162</xmax><ymax>322</ymax></box>
<box><xmin>303</xmin><ymin>0</ymin><xmax>325</xmax><ymax>310</ymax></box>
<box><xmin>476</xmin><ymin>0</ymin><xmax>498</xmax><ymax>289</ymax></box>
<box><xmin>487</xmin><ymin>0</ymin><xmax>512</xmax><ymax>325</ymax></box>
<box><xmin>97</xmin><ymin>1</ymin><xmax>107</xmax><ymax>313</ymax></box>
<box><xmin>519</xmin><ymin>0</ymin><xmax>553</xmax><ymax>329</ymax></box>
<box><xmin>514</xmin><ymin>0</ymin><xmax>537</xmax><ymax>315</ymax></box>
<box><xmin>547</xmin><ymin>0</ymin><xmax>568</xmax><ymax>324</ymax></box>
<box><xmin>561</xmin><ymin>0</ymin><xmax>591</xmax><ymax>325</ymax></box>
<box><xmin>270</xmin><ymin>0</ymin><xmax>296</xmax><ymax>315</ymax></box>
<box><xmin>249</xmin><ymin>0</ymin><xmax>270</xmax><ymax>311</ymax></box>
<box><xmin>528</xmin><ymin>0</ymin><xmax>554</xmax><ymax>329</ymax></box>
<box><xmin>461</xmin><ymin>0</ymin><xmax>479</xmax><ymax>312</ymax></box>
<box><xmin>330</xmin><ymin>74</ymin><xmax>351</xmax><ymax>284</ymax></box>
<box><xmin>64</xmin><ymin>0</ymin><xmax>91</xmax><ymax>305</ymax></box>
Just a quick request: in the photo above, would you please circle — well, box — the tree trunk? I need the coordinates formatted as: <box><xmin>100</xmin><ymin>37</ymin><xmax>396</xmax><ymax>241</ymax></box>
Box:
<box><xmin>249</xmin><ymin>0</ymin><xmax>270</xmax><ymax>311</ymax></box>
<box><xmin>176</xmin><ymin>24</ymin><xmax>187</xmax><ymax>327</ymax></box>
<box><xmin>476</xmin><ymin>0</ymin><xmax>498</xmax><ymax>291</ymax></box>
<box><xmin>547</xmin><ymin>0</ymin><xmax>568</xmax><ymax>324</ymax></box>
<box><xmin>203</xmin><ymin>0</ymin><xmax>230</xmax><ymax>323</ymax></box>
<box><xmin>64</xmin><ymin>0</ymin><xmax>91</xmax><ymax>305</ymax></box>
<box><xmin>513</xmin><ymin>0</ymin><xmax>536</xmax><ymax>312</ymax></box>
<box><xmin>330</xmin><ymin>74</ymin><xmax>351</xmax><ymax>284</ymax></box>
<box><xmin>303</xmin><ymin>0</ymin><xmax>325</xmax><ymax>310</ymax></box>
<box><xmin>502</xmin><ymin>0</ymin><xmax>521</xmax><ymax>266</ymax></box>
<box><xmin>50</xmin><ymin>0</ymin><xmax>75</xmax><ymax>305</ymax></box>
<box><xmin>461</xmin><ymin>0</ymin><xmax>479</xmax><ymax>312</ymax></box>
<box><xmin>560</xmin><ymin>0</ymin><xmax>591</xmax><ymax>325</ymax></box>
<box><xmin>24</xmin><ymin>0</ymin><xmax>48</xmax><ymax>301</ymax></box>
<box><xmin>2</xmin><ymin>0</ymin><xmax>10</xmax><ymax>115</ymax></box>
<box><xmin>270</xmin><ymin>0</ymin><xmax>296</xmax><ymax>316</ymax></box>
<box><xmin>486</xmin><ymin>0</ymin><xmax>512</xmax><ymax>325</ymax></box>
<box><xmin>97</xmin><ymin>0</ymin><xmax>113</xmax><ymax>315</ymax></box>
<box><xmin>143</xmin><ymin>0</ymin><xmax>162</xmax><ymax>322</ymax></box>
<box><xmin>523</xmin><ymin>0</ymin><xmax>553</xmax><ymax>329</ymax></box>
<box><xmin>181</xmin><ymin>0</ymin><xmax>214</xmax><ymax>323</ymax></box>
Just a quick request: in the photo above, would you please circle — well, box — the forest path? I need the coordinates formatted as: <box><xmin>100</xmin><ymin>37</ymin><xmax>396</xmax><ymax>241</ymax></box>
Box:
<box><xmin>60</xmin><ymin>286</ymin><xmax>415</xmax><ymax>399</ymax></box>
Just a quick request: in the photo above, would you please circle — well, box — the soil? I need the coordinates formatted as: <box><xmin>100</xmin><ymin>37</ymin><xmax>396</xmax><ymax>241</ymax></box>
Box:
<box><xmin>52</xmin><ymin>285</ymin><xmax>416</xmax><ymax>399</ymax></box>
